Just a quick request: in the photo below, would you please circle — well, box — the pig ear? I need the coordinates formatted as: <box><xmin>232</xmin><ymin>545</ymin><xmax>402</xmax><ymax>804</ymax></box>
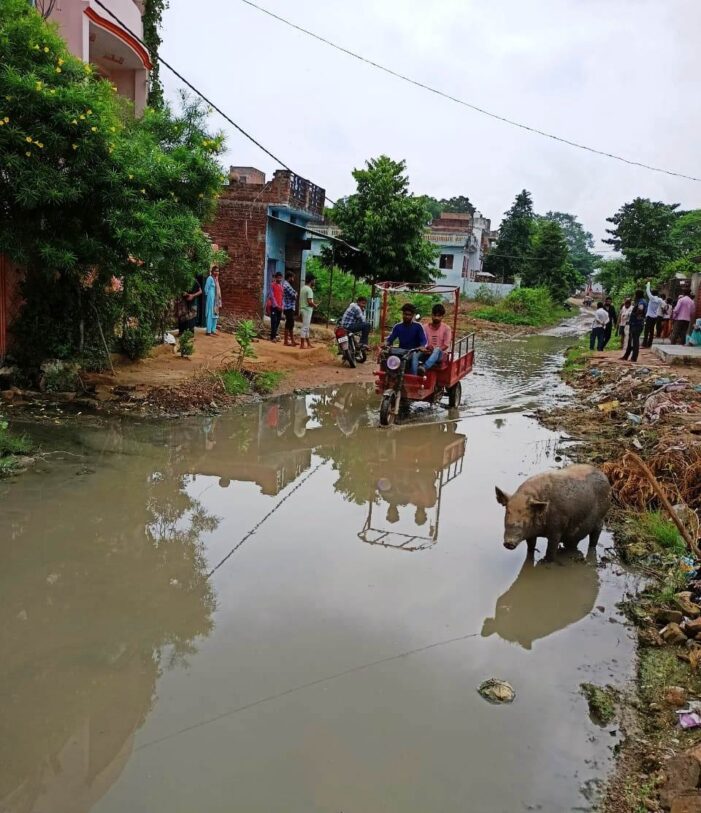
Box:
<box><xmin>495</xmin><ymin>486</ymin><xmax>511</xmax><ymax>506</ymax></box>
<box><xmin>527</xmin><ymin>498</ymin><xmax>549</xmax><ymax>512</ymax></box>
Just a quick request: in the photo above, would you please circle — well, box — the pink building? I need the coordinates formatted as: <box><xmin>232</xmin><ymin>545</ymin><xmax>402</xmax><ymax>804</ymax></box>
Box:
<box><xmin>0</xmin><ymin>1</ymin><xmax>152</xmax><ymax>362</ymax></box>
<box><xmin>46</xmin><ymin>0</ymin><xmax>151</xmax><ymax>114</ymax></box>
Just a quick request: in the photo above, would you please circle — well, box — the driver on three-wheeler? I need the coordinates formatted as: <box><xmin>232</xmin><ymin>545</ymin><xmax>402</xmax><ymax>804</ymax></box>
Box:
<box><xmin>384</xmin><ymin>303</ymin><xmax>426</xmax><ymax>361</ymax></box>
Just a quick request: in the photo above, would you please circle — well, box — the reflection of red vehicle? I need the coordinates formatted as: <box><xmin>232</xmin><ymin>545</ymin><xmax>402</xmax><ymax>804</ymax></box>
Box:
<box><xmin>373</xmin><ymin>282</ymin><xmax>475</xmax><ymax>425</ymax></box>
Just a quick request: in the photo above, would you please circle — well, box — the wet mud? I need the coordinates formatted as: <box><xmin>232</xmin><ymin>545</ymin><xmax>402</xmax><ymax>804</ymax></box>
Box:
<box><xmin>0</xmin><ymin>330</ymin><xmax>636</xmax><ymax>813</ymax></box>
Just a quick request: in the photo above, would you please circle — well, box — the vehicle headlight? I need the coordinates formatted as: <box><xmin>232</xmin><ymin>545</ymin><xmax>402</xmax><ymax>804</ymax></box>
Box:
<box><xmin>386</xmin><ymin>355</ymin><xmax>401</xmax><ymax>371</ymax></box>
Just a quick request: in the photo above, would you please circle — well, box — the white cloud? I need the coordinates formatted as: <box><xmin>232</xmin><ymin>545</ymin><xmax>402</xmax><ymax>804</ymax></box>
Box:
<box><xmin>162</xmin><ymin>0</ymin><xmax>701</xmax><ymax>247</ymax></box>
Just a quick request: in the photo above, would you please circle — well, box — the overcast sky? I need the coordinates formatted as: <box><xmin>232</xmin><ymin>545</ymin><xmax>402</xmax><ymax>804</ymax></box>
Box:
<box><xmin>162</xmin><ymin>0</ymin><xmax>700</xmax><ymax>250</ymax></box>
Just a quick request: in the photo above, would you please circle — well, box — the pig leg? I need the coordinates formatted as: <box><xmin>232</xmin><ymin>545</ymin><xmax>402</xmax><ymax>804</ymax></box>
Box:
<box><xmin>526</xmin><ymin>537</ymin><xmax>537</xmax><ymax>559</ymax></box>
<box><xmin>545</xmin><ymin>536</ymin><xmax>560</xmax><ymax>561</ymax></box>
<box><xmin>588</xmin><ymin>525</ymin><xmax>602</xmax><ymax>548</ymax></box>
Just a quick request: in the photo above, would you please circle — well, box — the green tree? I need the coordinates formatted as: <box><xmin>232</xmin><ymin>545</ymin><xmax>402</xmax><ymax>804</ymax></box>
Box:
<box><xmin>603</xmin><ymin>198</ymin><xmax>679</xmax><ymax>279</ymax></box>
<box><xmin>523</xmin><ymin>219</ymin><xmax>574</xmax><ymax>303</ymax></box>
<box><xmin>594</xmin><ymin>257</ymin><xmax>633</xmax><ymax>299</ymax></box>
<box><xmin>440</xmin><ymin>195</ymin><xmax>475</xmax><ymax>215</ymax></box>
<box><xmin>323</xmin><ymin>156</ymin><xmax>437</xmax><ymax>283</ymax></box>
<box><xmin>418</xmin><ymin>195</ymin><xmax>443</xmax><ymax>221</ymax></box>
<box><xmin>0</xmin><ymin>0</ymin><xmax>225</xmax><ymax>367</ymax></box>
<box><xmin>671</xmin><ymin>210</ymin><xmax>701</xmax><ymax>258</ymax></box>
<box><xmin>541</xmin><ymin>211</ymin><xmax>596</xmax><ymax>285</ymax></box>
<box><xmin>483</xmin><ymin>189</ymin><xmax>535</xmax><ymax>282</ymax></box>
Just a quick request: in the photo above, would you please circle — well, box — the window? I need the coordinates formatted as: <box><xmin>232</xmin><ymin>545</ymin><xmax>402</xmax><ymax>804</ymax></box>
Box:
<box><xmin>439</xmin><ymin>254</ymin><xmax>454</xmax><ymax>270</ymax></box>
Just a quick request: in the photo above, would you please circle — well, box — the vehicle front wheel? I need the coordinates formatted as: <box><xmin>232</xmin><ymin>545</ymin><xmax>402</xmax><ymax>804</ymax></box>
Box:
<box><xmin>344</xmin><ymin>347</ymin><xmax>357</xmax><ymax>368</ymax></box>
<box><xmin>447</xmin><ymin>381</ymin><xmax>462</xmax><ymax>409</ymax></box>
<box><xmin>379</xmin><ymin>392</ymin><xmax>397</xmax><ymax>426</ymax></box>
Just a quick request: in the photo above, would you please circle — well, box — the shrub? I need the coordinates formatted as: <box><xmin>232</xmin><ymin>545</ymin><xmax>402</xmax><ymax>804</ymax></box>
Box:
<box><xmin>307</xmin><ymin>258</ymin><xmax>372</xmax><ymax>323</ymax></box>
<box><xmin>220</xmin><ymin>370</ymin><xmax>250</xmax><ymax>396</ymax></box>
<box><xmin>473</xmin><ymin>287</ymin><xmax>566</xmax><ymax>327</ymax></box>
<box><xmin>40</xmin><ymin>360</ymin><xmax>80</xmax><ymax>392</ymax></box>
<box><xmin>639</xmin><ymin>511</ymin><xmax>686</xmax><ymax>555</ymax></box>
<box><xmin>234</xmin><ymin>320</ymin><xmax>257</xmax><ymax>369</ymax></box>
<box><xmin>121</xmin><ymin>324</ymin><xmax>156</xmax><ymax>361</ymax></box>
<box><xmin>178</xmin><ymin>330</ymin><xmax>194</xmax><ymax>358</ymax></box>
<box><xmin>254</xmin><ymin>371</ymin><xmax>284</xmax><ymax>394</ymax></box>
<box><xmin>469</xmin><ymin>284</ymin><xmax>500</xmax><ymax>305</ymax></box>
<box><xmin>0</xmin><ymin>420</ymin><xmax>32</xmax><ymax>457</ymax></box>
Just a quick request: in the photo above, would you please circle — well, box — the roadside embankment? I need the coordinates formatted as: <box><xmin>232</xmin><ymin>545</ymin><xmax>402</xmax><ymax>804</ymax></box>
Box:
<box><xmin>540</xmin><ymin>343</ymin><xmax>701</xmax><ymax>813</ymax></box>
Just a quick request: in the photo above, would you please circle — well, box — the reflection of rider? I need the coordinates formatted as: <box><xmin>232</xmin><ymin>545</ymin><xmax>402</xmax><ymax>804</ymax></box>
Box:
<box><xmin>411</xmin><ymin>303</ymin><xmax>452</xmax><ymax>376</ymax></box>
<box><xmin>384</xmin><ymin>303</ymin><xmax>427</xmax><ymax>370</ymax></box>
<box><xmin>293</xmin><ymin>396</ymin><xmax>310</xmax><ymax>438</ymax></box>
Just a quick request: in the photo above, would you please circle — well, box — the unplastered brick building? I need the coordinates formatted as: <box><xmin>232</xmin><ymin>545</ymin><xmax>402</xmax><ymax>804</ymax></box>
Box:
<box><xmin>207</xmin><ymin>167</ymin><xmax>325</xmax><ymax>320</ymax></box>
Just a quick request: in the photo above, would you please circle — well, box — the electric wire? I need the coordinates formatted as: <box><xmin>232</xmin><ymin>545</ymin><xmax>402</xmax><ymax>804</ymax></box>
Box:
<box><xmin>92</xmin><ymin>0</ymin><xmax>340</xmax><ymax>205</ymax></box>
<box><xmin>240</xmin><ymin>0</ymin><xmax>701</xmax><ymax>184</ymax></box>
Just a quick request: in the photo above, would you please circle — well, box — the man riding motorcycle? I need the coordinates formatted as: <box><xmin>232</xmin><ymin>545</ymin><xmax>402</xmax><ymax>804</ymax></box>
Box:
<box><xmin>339</xmin><ymin>296</ymin><xmax>372</xmax><ymax>348</ymax></box>
<box><xmin>384</xmin><ymin>302</ymin><xmax>427</xmax><ymax>361</ymax></box>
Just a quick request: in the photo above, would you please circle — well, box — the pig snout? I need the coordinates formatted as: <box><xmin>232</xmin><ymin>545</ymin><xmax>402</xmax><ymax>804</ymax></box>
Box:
<box><xmin>502</xmin><ymin>531</ymin><xmax>522</xmax><ymax>550</ymax></box>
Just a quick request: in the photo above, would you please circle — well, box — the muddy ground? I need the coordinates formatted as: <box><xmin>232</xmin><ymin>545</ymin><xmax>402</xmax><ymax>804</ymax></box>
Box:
<box><xmin>539</xmin><ymin>341</ymin><xmax>701</xmax><ymax>813</ymax></box>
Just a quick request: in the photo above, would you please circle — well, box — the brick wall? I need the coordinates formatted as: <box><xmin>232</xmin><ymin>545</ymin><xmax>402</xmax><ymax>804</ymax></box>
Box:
<box><xmin>207</xmin><ymin>173</ymin><xmax>297</xmax><ymax>319</ymax></box>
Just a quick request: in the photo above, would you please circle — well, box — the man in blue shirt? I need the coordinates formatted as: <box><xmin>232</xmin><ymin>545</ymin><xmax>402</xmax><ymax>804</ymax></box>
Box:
<box><xmin>340</xmin><ymin>296</ymin><xmax>372</xmax><ymax>347</ymax></box>
<box><xmin>385</xmin><ymin>303</ymin><xmax>428</xmax><ymax>363</ymax></box>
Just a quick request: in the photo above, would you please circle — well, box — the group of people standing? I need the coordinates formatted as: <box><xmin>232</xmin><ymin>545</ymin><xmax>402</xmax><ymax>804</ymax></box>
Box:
<box><xmin>177</xmin><ymin>267</ymin><xmax>222</xmax><ymax>337</ymax></box>
<box><xmin>590</xmin><ymin>281</ymin><xmax>697</xmax><ymax>363</ymax></box>
<box><xmin>266</xmin><ymin>271</ymin><xmax>317</xmax><ymax>348</ymax></box>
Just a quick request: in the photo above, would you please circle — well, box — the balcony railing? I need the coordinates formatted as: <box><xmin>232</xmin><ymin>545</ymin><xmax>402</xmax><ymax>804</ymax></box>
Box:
<box><xmin>280</xmin><ymin>171</ymin><xmax>325</xmax><ymax>217</ymax></box>
<box><xmin>425</xmin><ymin>232</ymin><xmax>469</xmax><ymax>246</ymax></box>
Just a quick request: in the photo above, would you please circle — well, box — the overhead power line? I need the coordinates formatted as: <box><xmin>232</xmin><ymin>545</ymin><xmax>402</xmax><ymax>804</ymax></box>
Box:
<box><xmin>240</xmin><ymin>0</ymin><xmax>701</xmax><ymax>184</ymax></box>
<box><xmin>92</xmin><ymin>0</ymin><xmax>339</xmax><ymax>205</ymax></box>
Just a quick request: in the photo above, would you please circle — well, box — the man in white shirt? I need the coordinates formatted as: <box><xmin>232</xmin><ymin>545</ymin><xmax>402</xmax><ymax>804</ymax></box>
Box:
<box><xmin>589</xmin><ymin>301</ymin><xmax>610</xmax><ymax>351</ymax></box>
<box><xmin>643</xmin><ymin>281</ymin><xmax>665</xmax><ymax>348</ymax></box>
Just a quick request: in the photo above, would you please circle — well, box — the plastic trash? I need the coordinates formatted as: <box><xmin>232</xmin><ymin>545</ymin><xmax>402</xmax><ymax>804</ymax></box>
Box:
<box><xmin>163</xmin><ymin>332</ymin><xmax>176</xmax><ymax>345</ymax></box>
<box><xmin>626</xmin><ymin>412</ymin><xmax>642</xmax><ymax>425</ymax></box>
<box><xmin>589</xmin><ymin>368</ymin><xmax>603</xmax><ymax>378</ymax></box>
<box><xmin>677</xmin><ymin>710</ymin><xmax>701</xmax><ymax>729</ymax></box>
<box><xmin>597</xmin><ymin>400</ymin><xmax>620</xmax><ymax>413</ymax></box>
<box><xmin>478</xmin><ymin>678</ymin><xmax>515</xmax><ymax>704</ymax></box>
<box><xmin>653</xmin><ymin>378</ymin><xmax>672</xmax><ymax>387</ymax></box>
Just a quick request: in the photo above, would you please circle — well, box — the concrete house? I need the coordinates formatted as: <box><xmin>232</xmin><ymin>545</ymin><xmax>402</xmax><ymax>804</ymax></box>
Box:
<box><xmin>207</xmin><ymin>167</ymin><xmax>326</xmax><ymax>320</ymax></box>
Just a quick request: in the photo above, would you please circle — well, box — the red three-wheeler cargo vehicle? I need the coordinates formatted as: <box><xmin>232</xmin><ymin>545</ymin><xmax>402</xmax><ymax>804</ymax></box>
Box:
<box><xmin>373</xmin><ymin>282</ymin><xmax>475</xmax><ymax>426</ymax></box>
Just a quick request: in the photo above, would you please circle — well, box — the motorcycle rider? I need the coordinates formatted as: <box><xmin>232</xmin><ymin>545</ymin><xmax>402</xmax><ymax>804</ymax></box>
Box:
<box><xmin>339</xmin><ymin>296</ymin><xmax>372</xmax><ymax>348</ymax></box>
<box><xmin>384</xmin><ymin>303</ymin><xmax>427</xmax><ymax>364</ymax></box>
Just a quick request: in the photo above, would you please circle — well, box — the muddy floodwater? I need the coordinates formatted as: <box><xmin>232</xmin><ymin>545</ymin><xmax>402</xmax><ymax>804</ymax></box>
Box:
<box><xmin>1</xmin><ymin>330</ymin><xmax>637</xmax><ymax>813</ymax></box>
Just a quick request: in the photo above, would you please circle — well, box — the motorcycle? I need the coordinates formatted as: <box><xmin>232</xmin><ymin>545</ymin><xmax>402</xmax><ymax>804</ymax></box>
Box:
<box><xmin>377</xmin><ymin>347</ymin><xmax>414</xmax><ymax>426</ymax></box>
<box><xmin>334</xmin><ymin>327</ymin><xmax>367</xmax><ymax>368</ymax></box>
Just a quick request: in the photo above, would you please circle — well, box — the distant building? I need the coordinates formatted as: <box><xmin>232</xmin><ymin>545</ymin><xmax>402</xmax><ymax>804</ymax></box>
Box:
<box><xmin>207</xmin><ymin>167</ymin><xmax>326</xmax><ymax>320</ymax></box>
<box><xmin>427</xmin><ymin>212</ymin><xmax>473</xmax><ymax>288</ymax></box>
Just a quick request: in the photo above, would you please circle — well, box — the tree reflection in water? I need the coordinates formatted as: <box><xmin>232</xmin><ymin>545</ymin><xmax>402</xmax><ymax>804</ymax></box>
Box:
<box><xmin>0</xmin><ymin>427</ymin><xmax>217</xmax><ymax>813</ymax></box>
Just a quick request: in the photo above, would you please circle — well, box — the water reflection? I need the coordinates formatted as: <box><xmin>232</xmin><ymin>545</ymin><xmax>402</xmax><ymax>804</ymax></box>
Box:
<box><xmin>0</xmin><ymin>452</ymin><xmax>217</xmax><ymax>813</ymax></box>
<box><xmin>481</xmin><ymin>549</ymin><xmax>600</xmax><ymax>649</ymax></box>
<box><xmin>176</xmin><ymin>386</ymin><xmax>467</xmax><ymax>552</ymax></box>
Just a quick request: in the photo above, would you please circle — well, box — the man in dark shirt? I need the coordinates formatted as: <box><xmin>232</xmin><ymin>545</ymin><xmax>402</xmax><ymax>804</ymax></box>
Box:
<box><xmin>385</xmin><ymin>304</ymin><xmax>427</xmax><ymax>367</ymax></box>
<box><xmin>602</xmin><ymin>296</ymin><xmax>617</xmax><ymax>348</ymax></box>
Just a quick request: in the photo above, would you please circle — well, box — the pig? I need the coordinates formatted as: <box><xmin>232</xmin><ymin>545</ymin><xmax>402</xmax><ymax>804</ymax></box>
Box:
<box><xmin>495</xmin><ymin>464</ymin><xmax>611</xmax><ymax>560</ymax></box>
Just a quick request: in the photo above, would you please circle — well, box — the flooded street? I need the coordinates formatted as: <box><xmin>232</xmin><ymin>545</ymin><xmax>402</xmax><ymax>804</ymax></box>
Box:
<box><xmin>1</xmin><ymin>330</ymin><xmax>636</xmax><ymax>813</ymax></box>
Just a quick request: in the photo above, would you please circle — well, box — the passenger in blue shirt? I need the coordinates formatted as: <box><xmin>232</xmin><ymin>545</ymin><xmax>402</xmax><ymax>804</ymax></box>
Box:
<box><xmin>385</xmin><ymin>303</ymin><xmax>428</xmax><ymax>359</ymax></box>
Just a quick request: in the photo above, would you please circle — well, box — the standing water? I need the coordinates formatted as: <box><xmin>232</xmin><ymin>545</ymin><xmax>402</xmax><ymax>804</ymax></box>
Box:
<box><xmin>0</xmin><ymin>330</ymin><xmax>635</xmax><ymax>813</ymax></box>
